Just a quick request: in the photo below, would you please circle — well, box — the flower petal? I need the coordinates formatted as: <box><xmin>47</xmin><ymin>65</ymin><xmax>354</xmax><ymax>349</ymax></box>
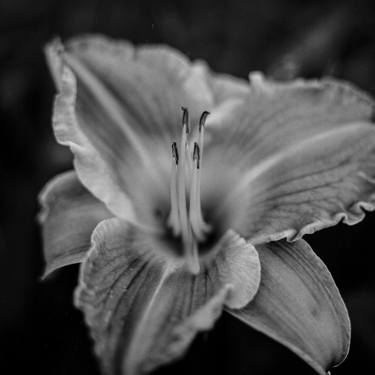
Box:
<box><xmin>65</xmin><ymin>35</ymin><xmax>248</xmax><ymax>135</ymax></box>
<box><xmin>227</xmin><ymin>239</ymin><xmax>350</xmax><ymax>375</ymax></box>
<box><xmin>45</xmin><ymin>43</ymin><xmax>137</xmax><ymax>222</ymax></box>
<box><xmin>45</xmin><ymin>36</ymin><xmax>248</xmax><ymax>224</ymax></box>
<box><xmin>39</xmin><ymin>170</ymin><xmax>112</xmax><ymax>278</ymax></box>
<box><xmin>75</xmin><ymin>218</ymin><xmax>260</xmax><ymax>375</ymax></box>
<box><xmin>207</xmin><ymin>74</ymin><xmax>375</xmax><ymax>242</ymax></box>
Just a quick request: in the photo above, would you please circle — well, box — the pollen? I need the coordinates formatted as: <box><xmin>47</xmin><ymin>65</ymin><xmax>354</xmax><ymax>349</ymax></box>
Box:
<box><xmin>167</xmin><ymin>108</ymin><xmax>211</xmax><ymax>274</ymax></box>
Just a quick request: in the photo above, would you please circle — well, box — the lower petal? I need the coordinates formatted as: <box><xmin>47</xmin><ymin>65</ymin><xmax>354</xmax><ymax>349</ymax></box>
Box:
<box><xmin>75</xmin><ymin>218</ymin><xmax>260</xmax><ymax>375</ymax></box>
<box><xmin>39</xmin><ymin>171</ymin><xmax>112</xmax><ymax>278</ymax></box>
<box><xmin>227</xmin><ymin>239</ymin><xmax>350</xmax><ymax>375</ymax></box>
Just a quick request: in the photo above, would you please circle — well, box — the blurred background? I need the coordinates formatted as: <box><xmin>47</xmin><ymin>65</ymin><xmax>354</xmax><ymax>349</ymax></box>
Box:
<box><xmin>1</xmin><ymin>0</ymin><xmax>375</xmax><ymax>374</ymax></box>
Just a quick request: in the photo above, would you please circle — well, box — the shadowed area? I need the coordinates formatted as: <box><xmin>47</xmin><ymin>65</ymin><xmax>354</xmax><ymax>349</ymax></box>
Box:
<box><xmin>1</xmin><ymin>0</ymin><xmax>375</xmax><ymax>374</ymax></box>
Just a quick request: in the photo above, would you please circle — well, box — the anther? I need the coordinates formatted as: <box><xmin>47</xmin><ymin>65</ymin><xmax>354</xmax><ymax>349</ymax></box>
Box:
<box><xmin>181</xmin><ymin>106</ymin><xmax>190</xmax><ymax>133</ymax></box>
<box><xmin>199</xmin><ymin>111</ymin><xmax>210</xmax><ymax>132</ymax></box>
<box><xmin>172</xmin><ymin>142</ymin><xmax>179</xmax><ymax>165</ymax></box>
<box><xmin>193</xmin><ymin>142</ymin><xmax>200</xmax><ymax>169</ymax></box>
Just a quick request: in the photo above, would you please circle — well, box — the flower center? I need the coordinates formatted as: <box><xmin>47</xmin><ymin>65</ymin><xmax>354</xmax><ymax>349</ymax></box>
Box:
<box><xmin>167</xmin><ymin>108</ymin><xmax>211</xmax><ymax>274</ymax></box>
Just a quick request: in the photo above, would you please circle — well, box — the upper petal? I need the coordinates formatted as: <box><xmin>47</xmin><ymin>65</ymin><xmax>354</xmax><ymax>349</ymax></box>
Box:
<box><xmin>38</xmin><ymin>170</ymin><xmax>112</xmax><ymax>278</ymax></box>
<box><xmin>65</xmin><ymin>35</ymin><xmax>249</xmax><ymax>135</ymax></box>
<box><xmin>227</xmin><ymin>239</ymin><xmax>350</xmax><ymax>375</ymax></box>
<box><xmin>206</xmin><ymin>74</ymin><xmax>375</xmax><ymax>242</ymax></box>
<box><xmin>45</xmin><ymin>44</ymin><xmax>137</xmax><ymax>222</ymax></box>
<box><xmin>75</xmin><ymin>218</ymin><xmax>260</xmax><ymax>375</ymax></box>
<box><xmin>45</xmin><ymin>35</ymin><xmax>249</xmax><ymax>224</ymax></box>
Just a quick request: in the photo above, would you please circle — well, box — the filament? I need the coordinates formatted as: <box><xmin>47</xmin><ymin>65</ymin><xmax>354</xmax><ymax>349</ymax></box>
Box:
<box><xmin>195</xmin><ymin>112</ymin><xmax>211</xmax><ymax>232</ymax></box>
<box><xmin>177</xmin><ymin>108</ymin><xmax>190</xmax><ymax>245</ymax></box>
<box><xmin>168</xmin><ymin>142</ymin><xmax>180</xmax><ymax>236</ymax></box>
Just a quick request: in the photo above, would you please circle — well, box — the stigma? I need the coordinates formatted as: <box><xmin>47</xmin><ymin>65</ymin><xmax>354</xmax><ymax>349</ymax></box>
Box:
<box><xmin>167</xmin><ymin>108</ymin><xmax>211</xmax><ymax>274</ymax></box>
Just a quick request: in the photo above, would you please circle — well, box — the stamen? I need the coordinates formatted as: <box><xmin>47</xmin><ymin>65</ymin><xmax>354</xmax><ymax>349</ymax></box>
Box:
<box><xmin>186</xmin><ymin>240</ymin><xmax>200</xmax><ymax>274</ymax></box>
<box><xmin>193</xmin><ymin>142</ymin><xmax>200</xmax><ymax>169</ymax></box>
<box><xmin>177</xmin><ymin>109</ymin><xmax>195</xmax><ymax>256</ymax></box>
<box><xmin>195</xmin><ymin>164</ymin><xmax>211</xmax><ymax>232</ymax></box>
<box><xmin>199</xmin><ymin>111</ymin><xmax>210</xmax><ymax>132</ymax></box>
<box><xmin>168</xmin><ymin>142</ymin><xmax>180</xmax><ymax>235</ymax></box>
<box><xmin>172</xmin><ymin>141</ymin><xmax>179</xmax><ymax>165</ymax></box>
<box><xmin>189</xmin><ymin>142</ymin><xmax>210</xmax><ymax>240</ymax></box>
<box><xmin>179</xmin><ymin>108</ymin><xmax>200</xmax><ymax>274</ymax></box>
<box><xmin>189</xmin><ymin>143</ymin><xmax>203</xmax><ymax>240</ymax></box>
<box><xmin>196</xmin><ymin>112</ymin><xmax>211</xmax><ymax>232</ymax></box>
<box><xmin>181</xmin><ymin>106</ymin><xmax>190</xmax><ymax>134</ymax></box>
<box><xmin>167</xmin><ymin>109</ymin><xmax>212</xmax><ymax>274</ymax></box>
<box><xmin>181</xmin><ymin>106</ymin><xmax>193</xmax><ymax>172</ymax></box>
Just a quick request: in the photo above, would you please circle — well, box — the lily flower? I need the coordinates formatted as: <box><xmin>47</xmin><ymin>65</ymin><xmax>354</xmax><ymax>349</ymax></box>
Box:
<box><xmin>40</xmin><ymin>35</ymin><xmax>375</xmax><ymax>375</ymax></box>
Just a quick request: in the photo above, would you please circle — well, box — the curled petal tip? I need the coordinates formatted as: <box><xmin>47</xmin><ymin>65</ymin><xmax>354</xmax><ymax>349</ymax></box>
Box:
<box><xmin>227</xmin><ymin>240</ymin><xmax>350</xmax><ymax>374</ymax></box>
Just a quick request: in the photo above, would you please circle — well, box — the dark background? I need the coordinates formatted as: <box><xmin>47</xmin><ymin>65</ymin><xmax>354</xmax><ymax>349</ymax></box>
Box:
<box><xmin>1</xmin><ymin>0</ymin><xmax>375</xmax><ymax>374</ymax></box>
